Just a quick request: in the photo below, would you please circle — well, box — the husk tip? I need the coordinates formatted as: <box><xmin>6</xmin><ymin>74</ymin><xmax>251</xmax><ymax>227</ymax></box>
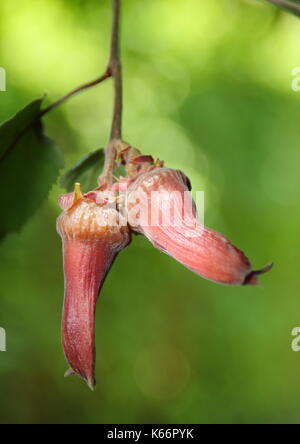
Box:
<box><xmin>64</xmin><ymin>368</ymin><xmax>75</xmax><ymax>378</ymax></box>
<box><xmin>64</xmin><ymin>368</ymin><xmax>96</xmax><ymax>391</ymax></box>
<box><xmin>87</xmin><ymin>377</ymin><xmax>96</xmax><ymax>392</ymax></box>
<box><xmin>244</xmin><ymin>262</ymin><xmax>274</xmax><ymax>286</ymax></box>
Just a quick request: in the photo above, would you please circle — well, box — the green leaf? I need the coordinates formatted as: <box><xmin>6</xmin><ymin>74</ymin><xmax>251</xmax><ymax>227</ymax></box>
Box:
<box><xmin>0</xmin><ymin>98</ymin><xmax>64</xmax><ymax>239</ymax></box>
<box><xmin>60</xmin><ymin>149</ymin><xmax>105</xmax><ymax>193</ymax></box>
<box><xmin>266</xmin><ymin>0</ymin><xmax>300</xmax><ymax>18</ymax></box>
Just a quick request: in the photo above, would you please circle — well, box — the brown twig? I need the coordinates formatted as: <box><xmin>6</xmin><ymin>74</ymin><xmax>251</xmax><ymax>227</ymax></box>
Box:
<box><xmin>41</xmin><ymin>0</ymin><xmax>123</xmax><ymax>130</ymax></box>
<box><xmin>1</xmin><ymin>1</ymin><xmax>124</xmax><ymax>178</ymax></box>
<box><xmin>99</xmin><ymin>0</ymin><xmax>123</xmax><ymax>186</ymax></box>
<box><xmin>41</xmin><ymin>70</ymin><xmax>112</xmax><ymax>117</ymax></box>
<box><xmin>41</xmin><ymin>0</ymin><xmax>124</xmax><ymax>187</ymax></box>
<box><xmin>109</xmin><ymin>0</ymin><xmax>123</xmax><ymax>141</ymax></box>
<box><xmin>266</xmin><ymin>0</ymin><xmax>300</xmax><ymax>14</ymax></box>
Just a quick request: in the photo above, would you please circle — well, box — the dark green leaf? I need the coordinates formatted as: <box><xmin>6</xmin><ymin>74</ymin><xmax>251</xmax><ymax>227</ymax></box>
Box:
<box><xmin>0</xmin><ymin>98</ymin><xmax>64</xmax><ymax>239</ymax></box>
<box><xmin>266</xmin><ymin>0</ymin><xmax>300</xmax><ymax>18</ymax></box>
<box><xmin>60</xmin><ymin>149</ymin><xmax>105</xmax><ymax>193</ymax></box>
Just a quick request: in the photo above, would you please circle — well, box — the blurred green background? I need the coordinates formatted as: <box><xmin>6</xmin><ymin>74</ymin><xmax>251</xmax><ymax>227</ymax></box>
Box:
<box><xmin>0</xmin><ymin>0</ymin><xmax>299</xmax><ymax>424</ymax></box>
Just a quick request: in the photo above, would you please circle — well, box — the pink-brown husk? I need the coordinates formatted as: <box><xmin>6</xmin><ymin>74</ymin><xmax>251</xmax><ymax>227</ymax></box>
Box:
<box><xmin>125</xmin><ymin>168</ymin><xmax>271</xmax><ymax>286</ymax></box>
